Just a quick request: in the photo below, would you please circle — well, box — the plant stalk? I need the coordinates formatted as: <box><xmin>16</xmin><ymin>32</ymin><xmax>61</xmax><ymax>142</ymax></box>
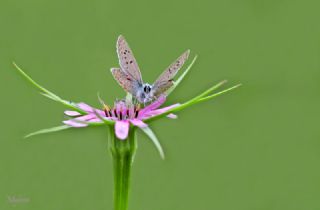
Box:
<box><xmin>109</xmin><ymin>126</ymin><xmax>137</xmax><ymax>210</ymax></box>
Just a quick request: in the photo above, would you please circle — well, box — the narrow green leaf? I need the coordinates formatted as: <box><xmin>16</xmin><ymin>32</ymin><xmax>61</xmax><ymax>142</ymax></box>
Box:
<box><xmin>13</xmin><ymin>62</ymin><xmax>60</xmax><ymax>99</ymax></box>
<box><xmin>13</xmin><ymin>62</ymin><xmax>86</xmax><ymax>114</ymax></box>
<box><xmin>193</xmin><ymin>80</ymin><xmax>227</xmax><ymax>100</ymax></box>
<box><xmin>25</xmin><ymin>125</ymin><xmax>71</xmax><ymax>138</ymax></box>
<box><xmin>40</xmin><ymin>92</ymin><xmax>60</xmax><ymax>101</ymax></box>
<box><xmin>139</xmin><ymin>126</ymin><xmax>165</xmax><ymax>159</ymax></box>
<box><xmin>198</xmin><ymin>84</ymin><xmax>242</xmax><ymax>103</ymax></box>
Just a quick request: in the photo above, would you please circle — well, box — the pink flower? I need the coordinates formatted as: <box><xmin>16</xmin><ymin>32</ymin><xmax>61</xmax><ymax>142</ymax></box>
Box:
<box><xmin>14</xmin><ymin>61</ymin><xmax>240</xmax><ymax>159</ymax></box>
<box><xmin>63</xmin><ymin>95</ymin><xmax>178</xmax><ymax>140</ymax></box>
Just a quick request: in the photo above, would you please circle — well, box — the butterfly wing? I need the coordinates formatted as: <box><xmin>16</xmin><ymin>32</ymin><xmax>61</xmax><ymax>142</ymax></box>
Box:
<box><xmin>152</xmin><ymin>50</ymin><xmax>190</xmax><ymax>97</ymax></box>
<box><xmin>152</xmin><ymin>80</ymin><xmax>175</xmax><ymax>98</ymax></box>
<box><xmin>117</xmin><ymin>35</ymin><xmax>143</xmax><ymax>84</ymax></box>
<box><xmin>111</xmin><ymin>68</ymin><xmax>140</xmax><ymax>97</ymax></box>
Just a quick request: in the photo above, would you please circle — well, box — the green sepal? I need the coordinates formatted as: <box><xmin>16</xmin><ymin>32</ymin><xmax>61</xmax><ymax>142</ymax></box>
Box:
<box><xmin>139</xmin><ymin>126</ymin><xmax>165</xmax><ymax>159</ymax></box>
<box><xmin>145</xmin><ymin>82</ymin><xmax>242</xmax><ymax>123</ymax></box>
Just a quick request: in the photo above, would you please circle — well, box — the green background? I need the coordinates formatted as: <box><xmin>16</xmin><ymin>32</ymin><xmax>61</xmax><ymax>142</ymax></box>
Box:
<box><xmin>1</xmin><ymin>0</ymin><xmax>320</xmax><ymax>209</ymax></box>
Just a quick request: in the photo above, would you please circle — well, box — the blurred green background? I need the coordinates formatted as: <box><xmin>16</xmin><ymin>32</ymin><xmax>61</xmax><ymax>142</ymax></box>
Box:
<box><xmin>1</xmin><ymin>0</ymin><xmax>320</xmax><ymax>209</ymax></box>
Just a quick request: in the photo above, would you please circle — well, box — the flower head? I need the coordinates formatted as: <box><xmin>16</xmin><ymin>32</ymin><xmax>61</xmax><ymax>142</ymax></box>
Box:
<box><xmin>63</xmin><ymin>95</ymin><xmax>178</xmax><ymax>140</ymax></box>
<box><xmin>13</xmin><ymin>56</ymin><xmax>240</xmax><ymax>159</ymax></box>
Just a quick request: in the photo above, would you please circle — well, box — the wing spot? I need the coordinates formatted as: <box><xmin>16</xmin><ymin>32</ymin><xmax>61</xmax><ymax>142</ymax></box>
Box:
<box><xmin>129</xmin><ymin>60</ymin><xmax>133</xmax><ymax>64</ymax></box>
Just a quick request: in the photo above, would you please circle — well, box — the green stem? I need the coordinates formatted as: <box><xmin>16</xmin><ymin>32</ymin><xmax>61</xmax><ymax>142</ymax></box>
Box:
<box><xmin>109</xmin><ymin>126</ymin><xmax>137</xmax><ymax>210</ymax></box>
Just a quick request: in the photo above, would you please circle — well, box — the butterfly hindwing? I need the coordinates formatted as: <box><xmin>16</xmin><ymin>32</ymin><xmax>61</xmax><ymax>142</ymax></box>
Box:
<box><xmin>152</xmin><ymin>80</ymin><xmax>174</xmax><ymax>98</ymax></box>
<box><xmin>111</xmin><ymin>68</ymin><xmax>140</xmax><ymax>97</ymax></box>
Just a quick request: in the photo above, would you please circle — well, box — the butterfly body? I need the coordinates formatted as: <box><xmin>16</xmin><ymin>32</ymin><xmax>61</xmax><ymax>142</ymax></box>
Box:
<box><xmin>111</xmin><ymin>35</ymin><xmax>189</xmax><ymax>104</ymax></box>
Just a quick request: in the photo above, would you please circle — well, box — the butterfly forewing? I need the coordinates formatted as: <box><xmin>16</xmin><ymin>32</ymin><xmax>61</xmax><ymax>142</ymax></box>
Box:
<box><xmin>117</xmin><ymin>35</ymin><xmax>143</xmax><ymax>83</ymax></box>
<box><xmin>153</xmin><ymin>50</ymin><xmax>190</xmax><ymax>95</ymax></box>
<box><xmin>111</xmin><ymin>68</ymin><xmax>140</xmax><ymax>97</ymax></box>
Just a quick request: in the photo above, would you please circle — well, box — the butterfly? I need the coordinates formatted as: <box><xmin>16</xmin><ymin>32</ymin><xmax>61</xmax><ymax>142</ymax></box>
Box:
<box><xmin>111</xmin><ymin>35</ymin><xmax>190</xmax><ymax>104</ymax></box>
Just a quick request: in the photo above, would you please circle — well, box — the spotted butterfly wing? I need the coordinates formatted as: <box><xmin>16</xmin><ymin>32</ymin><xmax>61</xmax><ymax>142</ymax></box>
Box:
<box><xmin>152</xmin><ymin>50</ymin><xmax>190</xmax><ymax>97</ymax></box>
<box><xmin>117</xmin><ymin>35</ymin><xmax>143</xmax><ymax>84</ymax></box>
<box><xmin>111</xmin><ymin>68</ymin><xmax>140</xmax><ymax>97</ymax></box>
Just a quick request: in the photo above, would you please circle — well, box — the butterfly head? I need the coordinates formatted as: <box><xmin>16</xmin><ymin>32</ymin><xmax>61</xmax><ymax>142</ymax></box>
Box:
<box><xmin>136</xmin><ymin>83</ymin><xmax>154</xmax><ymax>104</ymax></box>
<box><xmin>143</xmin><ymin>83</ymin><xmax>152</xmax><ymax>94</ymax></box>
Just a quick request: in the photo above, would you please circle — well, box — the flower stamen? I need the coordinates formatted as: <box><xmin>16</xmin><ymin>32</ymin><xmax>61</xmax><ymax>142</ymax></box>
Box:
<box><xmin>119</xmin><ymin>110</ymin><xmax>123</xmax><ymax>120</ymax></box>
<box><xmin>135</xmin><ymin>109</ymin><xmax>139</xmax><ymax>118</ymax></box>
<box><xmin>103</xmin><ymin>105</ymin><xmax>111</xmax><ymax>117</ymax></box>
<box><xmin>126</xmin><ymin>109</ymin><xmax>130</xmax><ymax>119</ymax></box>
<box><xmin>102</xmin><ymin>101</ymin><xmax>145</xmax><ymax>121</ymax></box>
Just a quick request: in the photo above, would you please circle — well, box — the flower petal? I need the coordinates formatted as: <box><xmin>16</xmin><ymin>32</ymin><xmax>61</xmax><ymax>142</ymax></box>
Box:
<box><xmin>95</xmin><ymin>109</ymin><xmax>105</xmax><ymax>116</ymax></box>
<box><xmin>130</xmin><ymin>119</ymin><xmax>148</xmax><ymax>128</ymax></box>
<box><xmin>63</xmin><ymin>114</ymin><xmax>98</xmax><ymax>127</ymax></box>
<box><xmin>63</xmin><ymin>120</ymin><xmax>88</xmax><ymax>127</ymax></box>
<box><xmin>141</xmin><ymin>103</ymin><xmax>180</xmax><ymax>119</ymax></box>
<box><xmin>77</xmin><ymin>102</ymin><xmax>94</xmax><ymax>112</ymax></box>
<box><xmin>139</xmin><ymin>95</ymin><xmax>166</xmax><ymax>117</ymax></box>
<box><xmin>87</xmin><ymin>118</ymin><xmax>103</xmax><ymax>123</ymax></box>
<box><xmin>64</xmin><ymin>110</ymin><xmax>81</xmax><ymax>116</ymax></box>
<box><xmin>115</xmin><ymin>120</ymin><xmax>129</xmax><ymax>140</ymax></box>
<box><xmin>76</xmin><ymin>114</ymin><xmax>97</xmax><ymax>121</ymax></box>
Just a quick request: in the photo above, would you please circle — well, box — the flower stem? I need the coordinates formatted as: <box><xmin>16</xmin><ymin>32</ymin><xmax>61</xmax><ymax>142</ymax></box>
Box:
<box><xmin>109</xmin><ymin>126</ymin><xmax>137</xmax><ymax>210</ymax></box>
